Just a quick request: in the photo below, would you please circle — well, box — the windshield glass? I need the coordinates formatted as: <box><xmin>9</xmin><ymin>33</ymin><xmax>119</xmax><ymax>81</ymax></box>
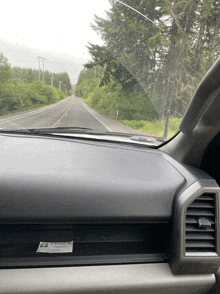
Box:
<box><xmin>0</xmin><ymin>0</ymin><xmax>219</xmax><ymax>143</ymax></box>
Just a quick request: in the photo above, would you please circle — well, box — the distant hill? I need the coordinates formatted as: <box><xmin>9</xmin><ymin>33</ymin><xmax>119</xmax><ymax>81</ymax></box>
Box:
<box><xmin>0</xmin><ymin>39</ymin><xmax>89</xmax><ymax>84</ymax></box>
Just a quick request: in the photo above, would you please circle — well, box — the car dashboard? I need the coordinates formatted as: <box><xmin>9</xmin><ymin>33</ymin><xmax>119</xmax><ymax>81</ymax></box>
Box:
<box><xmin>0</xmin><ymin>132</ymin><xmax>219</xmax><ymax>294</ymax></box>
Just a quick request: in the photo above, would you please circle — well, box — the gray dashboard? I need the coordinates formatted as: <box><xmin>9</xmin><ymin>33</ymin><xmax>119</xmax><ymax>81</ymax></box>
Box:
<box><xmin>0</xmin><ymin>133</ymin><xmax>219</xmax><ymax>278</ymax></box>
<box><xmin>0</xmin><ymin>133</ymin><xmax>212</xmax><ymax>224</ymax></box>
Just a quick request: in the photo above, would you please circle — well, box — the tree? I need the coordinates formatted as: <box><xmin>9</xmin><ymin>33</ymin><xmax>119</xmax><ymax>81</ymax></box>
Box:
<box><xmin>11</xmin><ymin>67</ymin><xmax>72</xmax><ymax>92</ymax></box>
<box><xmin>76</xmin><ymin>0</ymin><xmax>220</xmax><ymax>130</ymax></box>
<box><xmin>85</xmin><ymin>44</ymin><xmax>137</xmax><ymax>89</ymax></box>
<box><xmin>89</xmin><ymin>0</ymin><xmax>220</xmax><ymax>119</ymax></box>
<box><xmin>26</xmin><ymin>69</ymin><xmax>35</xmax><ymax>83</ymax></box>
<box><xmin>0</xmin><ymin>53</ymin><xmax>11</xmax><ymax>83</ymax></box>
<box><xmin>89</xmin><ymin>0</ymin><xmax>168</xmax><ymax>118</ymax></box>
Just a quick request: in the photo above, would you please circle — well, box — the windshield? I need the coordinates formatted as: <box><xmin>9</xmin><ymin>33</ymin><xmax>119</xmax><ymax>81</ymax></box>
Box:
<box><xmin>0</xmin><ymin>0</ymin><xmax>219</xmax><ymax>143</ymax></box>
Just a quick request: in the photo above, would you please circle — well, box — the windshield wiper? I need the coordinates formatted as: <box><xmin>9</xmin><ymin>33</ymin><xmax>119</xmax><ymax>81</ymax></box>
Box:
<box><xmin>0</xmin><ymin>127</ymin><xmax>104</xmax><ymax>134</ymax></box>
<box><xmin>31</xmin><ymin>127</ymin><xmax>104</xmax><ymax>134</ymax></box>
<box><xmin>0</xmin><ymin>127</ymin><xmax>166</xmax><ymax>143</ymax></box>
<box><xmin>31</xmin><ymin>128</ymin><xmax>165</xmax><ymax>141</ymax></box>
<box><xmin>129</xmin><ymin>135</ymin><xmax>166</xmax><ymax>143</ymax></box>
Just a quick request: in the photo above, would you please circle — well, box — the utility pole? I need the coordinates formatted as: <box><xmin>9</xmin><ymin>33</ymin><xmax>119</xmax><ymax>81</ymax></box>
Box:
<box><xmin>42</xmin><ymin>58</ymin><xmax>46</xmax><ymax>84</ymax></box>
<box><xmin>37</xmin><ymin>56</ymin><xmax>41</xmax><ymax>80</ymax></box>
<box><xmin>51</xmin><ymin>73</ymin><xmax>54</xmax><ymax>87</ymax></box>
<box><xmin>59</xmin><ymin>81</ymin><xmax>62</xmax><ymax>90</ymax></box>
<box><xmin>37</xmin><ymin>56</ymin><xmax>46</xmax><ymax>82</ymax></box>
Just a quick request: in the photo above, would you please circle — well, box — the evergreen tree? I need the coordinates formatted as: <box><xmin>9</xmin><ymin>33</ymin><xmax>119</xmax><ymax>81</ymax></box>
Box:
<box><xmin>26</xmin><ymin>69</ymin><xmax>34</xmax><ymax>83</ymax></box>
<box><xmin>83</xmin><ymin>0</ymin><xmax>220</xmax><ymax>120</ymax></box>
<box><xmin>0</xmin><ymin>53</ymin><xmax>11</xmax><ymax>83</ymax></box>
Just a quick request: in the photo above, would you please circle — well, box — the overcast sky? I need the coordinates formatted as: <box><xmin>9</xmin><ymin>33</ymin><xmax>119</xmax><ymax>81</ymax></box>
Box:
<box><xmin>1</xmin><ymin>0</ymin><xmax>111</xmax><ymax>58</ymax></box>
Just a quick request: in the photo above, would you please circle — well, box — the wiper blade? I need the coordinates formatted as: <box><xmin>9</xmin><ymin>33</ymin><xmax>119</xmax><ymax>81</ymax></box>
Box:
<box><xmin>129</xmin><ymin>135</ymin><xmax>166</xmax><ymax>143</ymax></box>
<box><xmin>93</xmin><ymin>131</ymin><xmax>165</xmax><ymax>142</ymax></box>
<box><xmin>31</xmin><ymin>127</ymin><xmax>102</xmax><ymax>134</ymax></box>
<box><xmin>0</xmin><ymin>127</ymin><xmax>105</xmax><ymax>134</ymax></box>
<box><xmin>0</xmin><ymin>128</ymin><xmax>32</xmax><ymax>133</ymax></box>
<box><xmin>0</xmin><ymin>127</ymin><xmax>166</xmax><ymax>143</ymax></box>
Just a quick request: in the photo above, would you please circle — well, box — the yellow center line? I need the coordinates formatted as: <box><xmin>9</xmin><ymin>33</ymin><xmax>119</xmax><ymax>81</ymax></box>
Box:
<box><xmin>52</xmin><ymin>98</ymin><xmax>75</xmax><ymax>127</ymax></box>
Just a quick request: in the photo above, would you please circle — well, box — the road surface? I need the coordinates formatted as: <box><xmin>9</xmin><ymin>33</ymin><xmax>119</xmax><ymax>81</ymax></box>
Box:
<box><xmin>0</xmin><ymin>96</ymin><xmax>139</xmax><ymax>134</ymax></box>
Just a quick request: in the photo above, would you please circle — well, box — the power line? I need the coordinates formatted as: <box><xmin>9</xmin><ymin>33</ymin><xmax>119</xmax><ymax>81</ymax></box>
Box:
<box><xmin>115</xmin><ymin>0</ymin><xmax>158</xmax><ymax>26</ymax></box>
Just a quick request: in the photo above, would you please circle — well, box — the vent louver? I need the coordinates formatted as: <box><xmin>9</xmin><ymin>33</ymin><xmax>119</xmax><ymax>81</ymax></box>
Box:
<box><xmin>185</xmin><ymin>193</ymin><xmax>216</xmax><ymax>255</ymax></box>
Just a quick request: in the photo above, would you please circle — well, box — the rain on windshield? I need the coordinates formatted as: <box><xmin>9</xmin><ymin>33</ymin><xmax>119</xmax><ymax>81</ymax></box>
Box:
<box><xmin>0</xmin><ymin>0</ymin><xmax>220</xmax><ymax>141</ymax></box>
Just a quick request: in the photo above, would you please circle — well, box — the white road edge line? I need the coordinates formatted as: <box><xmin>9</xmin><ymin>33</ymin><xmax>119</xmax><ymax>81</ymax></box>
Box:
<box><xmin>80</xmin><ymin>99</ymin><xmax>112</xmax><ymax>132</ymax></box>
<box><xmin>0</xmin><ymin>97</ymin><xmax>71</xmax><ymax>124</ymax></box>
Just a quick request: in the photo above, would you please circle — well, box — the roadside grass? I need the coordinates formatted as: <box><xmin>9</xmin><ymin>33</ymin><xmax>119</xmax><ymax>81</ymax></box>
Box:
<box><xmin>0</xmin><ymin>97</ymin><xmax>66</xmax><ymax>117</ymax></box>
<box><xmin>120</xmin><ymin>116</ymin><xmax>182</xmax><ymax>139</ymax></box>
<box><xmin>85</xmin><ymin>99</ymin><xmax>182</xmax><ymax>140</ymax></box>
<box><xmin>0</xmin><ymin>81</ymin><xmax>67</xmax><ymax>117</ymax></box>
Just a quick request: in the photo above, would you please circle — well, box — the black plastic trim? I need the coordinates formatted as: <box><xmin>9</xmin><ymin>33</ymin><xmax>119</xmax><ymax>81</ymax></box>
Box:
<box><xmin>168</xmin><ymin>180</ymin><xmax>220</xmax><ymax>275</ymax></box>
<box><xmin>0</xmin><ymin>253</ymin><xmax>166</xmax><ymax>269</ymax></box>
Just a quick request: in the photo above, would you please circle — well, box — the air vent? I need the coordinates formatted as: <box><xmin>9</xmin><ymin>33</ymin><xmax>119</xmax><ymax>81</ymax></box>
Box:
<box><xmin>185</xmin><ymin>193</ymin><xmax>216</xmax><ymax>255</ymax></box>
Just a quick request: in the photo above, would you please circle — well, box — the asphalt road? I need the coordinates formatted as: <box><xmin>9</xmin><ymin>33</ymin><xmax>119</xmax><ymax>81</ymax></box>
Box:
<box><xmin>0</xmin><ymin>96</ymin><xmax>139</xmax><ymax>134</ymax></box>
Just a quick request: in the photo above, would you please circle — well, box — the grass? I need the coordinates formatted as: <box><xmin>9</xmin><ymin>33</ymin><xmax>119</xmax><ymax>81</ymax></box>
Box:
<box><xmin>121</xmin><ymin>117</ymin><xmax>182</xmax><ymax>139</ymax></box>
<box><xmin>85</xmin><ymin>99</ymin><xmax>182</xmax><ymax>140</ymax></box>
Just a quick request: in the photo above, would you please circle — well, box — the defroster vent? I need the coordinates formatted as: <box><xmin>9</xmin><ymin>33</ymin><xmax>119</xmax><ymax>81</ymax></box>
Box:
<box><xmin>185</xmin><ymin>193</ymin><xmax>216</xmax><ymax>255</ymax></box>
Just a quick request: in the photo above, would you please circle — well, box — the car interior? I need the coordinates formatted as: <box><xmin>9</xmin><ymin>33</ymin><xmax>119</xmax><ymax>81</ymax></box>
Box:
<box><xmin>1</xmin><ymin>51</ymin><xmax>220</xmax><ymax>294</ymax></box>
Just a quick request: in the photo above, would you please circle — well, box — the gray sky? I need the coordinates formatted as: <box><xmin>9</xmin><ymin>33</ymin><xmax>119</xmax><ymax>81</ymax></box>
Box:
<box><xmin>1</xmin><ymin>0</ymin><xmax>111</xmax><ymax>58</ymax></box>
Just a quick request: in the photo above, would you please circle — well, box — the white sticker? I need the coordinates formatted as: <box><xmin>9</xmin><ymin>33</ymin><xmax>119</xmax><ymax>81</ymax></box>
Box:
<box><xmin>37</xmin><ymin>241</ymin><xmax>73</xmax><ymax>253</ymax></box>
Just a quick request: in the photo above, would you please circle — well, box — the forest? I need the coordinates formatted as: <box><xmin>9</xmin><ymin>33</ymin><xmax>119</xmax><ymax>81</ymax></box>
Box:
<box><xmin>0</xmin><ymin>53</ymin><xmax>72</xmax><ymax>115</ymax></box>
<box><xmin>75</xmin><ymin>0</ymin><xmax>220</xmax><ymax>138</ymax></box>
<box><xmin>11</xmin><ymin>67</ymin><xmax>72</xmax><ymax>93</ymax></box>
